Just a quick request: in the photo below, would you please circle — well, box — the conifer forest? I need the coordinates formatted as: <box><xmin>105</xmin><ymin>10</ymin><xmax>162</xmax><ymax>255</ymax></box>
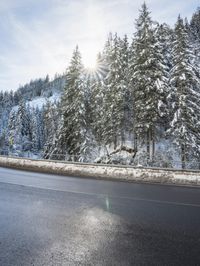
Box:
<box><xmin>1</xmin><ymin>4</ymin><xmax>200</xmax><ymax>169</ymax></box>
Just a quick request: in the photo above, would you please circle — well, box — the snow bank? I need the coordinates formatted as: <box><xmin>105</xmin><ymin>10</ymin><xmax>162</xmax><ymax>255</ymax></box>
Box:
<box><xmin>0</xmin><ymin>156</ymin><xmax>200</xmax><ymax>186</ymax></box>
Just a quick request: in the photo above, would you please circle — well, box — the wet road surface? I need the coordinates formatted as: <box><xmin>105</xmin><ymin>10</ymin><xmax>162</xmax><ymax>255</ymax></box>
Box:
<box><xmin>0</xmin><ymin>167</ymin><xmax>200</xmax><ymax>265</ymax></box>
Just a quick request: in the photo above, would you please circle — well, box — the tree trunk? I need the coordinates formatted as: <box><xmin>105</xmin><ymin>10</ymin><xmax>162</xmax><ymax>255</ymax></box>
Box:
<box><xmin>146</xmin><ymin>130</ymin><xmax>150</xmax><ymax>161</ymax></box>
<box><xmin>121</xmin><ymin>128</ymin><xmax>125</xmax><ymax>146</ymax></box>
<box><xmin>199</xmin><ymin>155</ymin><xmax>200</xmax><ymax>170</ymax></box>
<box><xmin>134</xmin><ymin>134</ymin><xmax>138</xmax><ymax>152</ymax></box>
<box><xmin>152</xmin><ymin>128</ymin><xmax>155</xmax><ymax>161</ymax></box>
<box><xmin>181</xmin><ymin>144</ymin><xmax>186</xmax><ymax>169</ymax></box>
<box><xmin>114</xmin><ymin>135</ymin><xmax>117</xmax><ymax>150</ymax></box>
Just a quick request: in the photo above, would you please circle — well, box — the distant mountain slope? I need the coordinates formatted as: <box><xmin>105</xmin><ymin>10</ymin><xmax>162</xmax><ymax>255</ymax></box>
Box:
<box><xmin>17</xmin><ymin>74</ymin><xmax>65</xmax><ymax>104</ymax></box>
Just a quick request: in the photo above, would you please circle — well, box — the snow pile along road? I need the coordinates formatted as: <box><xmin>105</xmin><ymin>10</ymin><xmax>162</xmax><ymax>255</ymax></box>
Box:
<box><xmin>0</xmin><ymin>156</ymin><xmax>200</xmax><ymax>186</ymax></box>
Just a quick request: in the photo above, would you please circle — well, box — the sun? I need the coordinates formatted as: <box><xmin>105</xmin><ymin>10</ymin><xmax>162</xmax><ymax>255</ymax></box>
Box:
<box><xmin>82</xmin><ymin>46</ymin><xmax>107</xmax><ymax>80</ymax></box>
<box><xmin>82</xmin><ymin>51</ymin><xmax>98</xmax><ymax>70</ymax></box>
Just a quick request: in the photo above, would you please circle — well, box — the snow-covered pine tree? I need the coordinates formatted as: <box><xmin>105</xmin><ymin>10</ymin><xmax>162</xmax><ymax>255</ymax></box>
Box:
<box><xmin>35</xmin><ymin>107</ymin><xmax>45</xmax><ymax>151</ymax></box>
<box><xmin>155</xmin><ymin>23</ymin><xmax>173</xmax><ymax>130</ymax></box>
<box><xmin>155</xmin><ymin>23</ymin><xmax>173</xmax><ymax>73</ymax></box>
<box><xmin>119</xmin><ymin>35</ymin><xmax>133</xmax><ymax>142</ymax></box>
<box><xmin>190</xmin><ymin>8</ymin><xmax>200</xmax><ymax>67</ymax></box>
<box><xmin>8</xmin><ymin>110</ymin><xmax>17</xmax><ymax>152</ymax></box>
<box><xmin>43</xmin><ymin>101</ymin><xmax>55</xmax><ymax>145</ymax></box>
<box><xmin>49</xmin><ymin>46</ymin><xmax>89</xmax><ymax>161</ymax></box>
<box><xmin>102</xmin><ymin>33</ymin><xmax>121</xmax><ymax>148</ymax></box>
<box><xmin>43</xmin><ymin>101</ymin><xmax>60</xmax><ymax>158</ymax></box>
<box><xmin>131</xmin><ymin>3</ymin><xmax>168</xmax><ymax>161</ymax></box>
<box><xmin>31</xmin><ymin>107</ymin><xmax>45</xmax><ymax>153</ymax></box>
<box><xmin>169</xmin><ymin>16</ymin><xmax>200</xmax><ymax>169</ymax></box>
<box><xmin>102</xmin><ymin>32</ymin><xmax>113</xmax><ymax>72</ymax></box>
<box><xmin>90</xmin><ymin>39</ymin><xmax>113</xmax><ymax>147</ymax></box>
<box><xmin>129</xmin><ymin>31</ymin><xmax>137</xmax><ymax>150</ymax></box>
<box><xmin>102</xmin><ymin>33</ymin><xmax>130</xmax><ymax>149</ymax></box>
<box><xmin>190</xmin><ymin>8</ymin><xmax>200</xmax><ymax>42</ymax></box>
<box><xmin>90</xmin><ymin>77</ymin><xmax>105</xmax><ymax>145</ymax></box>
<box><xmin>15</xmin><ymin>99</ymin><xmax>32</xmax><ymax>151</ymax></box>
<box><xmin>31</xmin><ymin>108</ymin><xmax>39</xmax><ymax>152</ymax></box>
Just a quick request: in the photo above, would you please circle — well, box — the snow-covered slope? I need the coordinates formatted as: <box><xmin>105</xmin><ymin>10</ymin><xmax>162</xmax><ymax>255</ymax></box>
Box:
<box><xmin>28</xmin><ymin>93</ymin><xmax>61</xmax><ymax>109</ymax></box>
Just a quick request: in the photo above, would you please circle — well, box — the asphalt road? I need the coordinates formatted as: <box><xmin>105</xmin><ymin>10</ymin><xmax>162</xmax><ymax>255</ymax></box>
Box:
<box><xmin>0</xmin><ymin>167</ymin><xmax>200</xmax><ymax>266</ymax></box>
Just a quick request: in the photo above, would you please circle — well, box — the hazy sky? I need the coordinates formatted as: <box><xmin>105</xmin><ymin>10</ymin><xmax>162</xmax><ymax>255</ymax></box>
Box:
<box><xmin>0</xmin><ymin>0</ymin><xmax>199</xmax><ymax>91</ymax></box>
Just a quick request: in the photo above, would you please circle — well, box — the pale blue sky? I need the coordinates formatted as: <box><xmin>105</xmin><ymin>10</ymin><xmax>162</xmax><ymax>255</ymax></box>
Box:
<box><xmin>0</xmin><ymin>0</ymin><xmax>199</xmax><ymax>91</ymax></box>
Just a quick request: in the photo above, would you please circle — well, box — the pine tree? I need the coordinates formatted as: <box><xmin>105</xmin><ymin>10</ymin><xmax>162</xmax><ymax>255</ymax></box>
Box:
<box><xmin>169</xmin><ymin>16</ymin><xmax>200</xmax><ymax>168</ymax></box>
<box><xmin>90</xmin><ymin>78</ymin><xmax>105</xmax><ymax>145</ymax></box>
<box><xmin>155</xmin><ymin>23</ymin><xmax>173</xmax><ymax>72</ymax></box>
<box><xmin>15</xmin><ymin>100</ymin><xmax>32</xmax><ymax>151</ymax></box>
<box><xmin>102</xmin><ymin>33</ymin><xmax>122</xmax><ymax>148</ymax></box>
<box><xmin>131</xmin><ymin>3</ymin><xmax>168</xmax><ymax>160</ymax></box>
<box><xmin>155</xmin><ymin>23</ymin><xmax>173</xmax><ymax>129</ymax></box>
<box><xmin>102</xmin><ymin>33</ymin><xmax>131</xmax><ymax>149</ymax></box>
<box><xmin>190</xmin><ymin>8</ymin><xmax>200</xmax><ymax>41</ymax></box>
<box><xmin>43</xmin><ymin>101</ymin><xmax>59</xmax><ymax>158</ymax></box>
<box><xmin>37</xmin><ymin>107</ymin><xmax>45</xmax><ymax>150</ymax></box>
<box><xmin>190</xmin><ymin>8</ymin><xmax>200</xmax><ymax>67</ymax></box>
<box><xmin>8</xmin><ymin>110</ymin><xmax>16</xmax><ymax>151</ymax></box>
<box><xmin>119</xmin><ymin>35</ymin><xmax>133</xmax><ymax>140</ymax></box>
<box><xmin>102</xmin><ymin>32</ymin><xmax>113</xmax><ymax>70</ymax></box>
<box><xmin>31</xmin><ymin>107</ymin><xmax>45</xmax><ymax>153</ymax></box>
<box><xmin>50</xmin><ymin>46</ymin><xmax>89</xmax><ymax>161</ymax></box>
<box><xmin>31</xmin><ymin>108</ymin><xmax>39</xmax><ymax>152</ymax></box>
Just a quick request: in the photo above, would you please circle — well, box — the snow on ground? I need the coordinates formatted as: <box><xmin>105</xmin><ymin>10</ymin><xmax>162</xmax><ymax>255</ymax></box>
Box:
<box><xmin>0</xmin><ymin>156</ymin><xmax>199</xmax><ymax>186</ymax></box>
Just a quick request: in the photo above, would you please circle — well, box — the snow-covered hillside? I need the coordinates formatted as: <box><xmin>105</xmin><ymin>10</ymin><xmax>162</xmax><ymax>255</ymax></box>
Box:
<box><xmin>12</xmin><ymin>93</ymin><xmax>61</xmax><ymax>112</ymax></box>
